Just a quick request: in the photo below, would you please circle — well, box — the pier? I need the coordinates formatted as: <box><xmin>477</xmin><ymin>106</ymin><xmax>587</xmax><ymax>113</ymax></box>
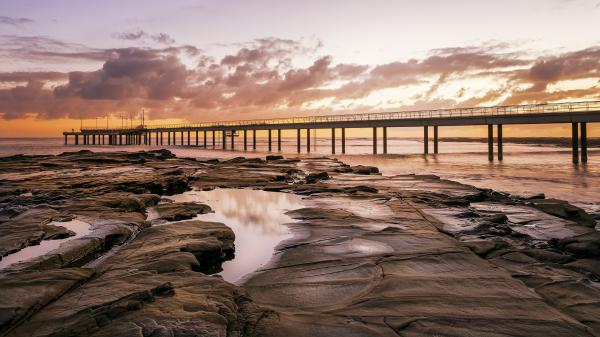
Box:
<box><xmin>64</xmin><ymin>101</ymin><xmax>600</xmax><ymax>163</ymax></box>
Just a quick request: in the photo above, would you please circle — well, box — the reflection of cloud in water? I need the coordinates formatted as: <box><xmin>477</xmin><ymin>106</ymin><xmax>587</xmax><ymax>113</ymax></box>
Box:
<box><xmin>167</xmin><ymin>189</ymin><xmax>304</xmax><ymax>283</ymax></box>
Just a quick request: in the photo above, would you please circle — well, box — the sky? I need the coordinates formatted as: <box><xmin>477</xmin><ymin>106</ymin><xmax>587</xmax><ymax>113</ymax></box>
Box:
<box><xmin>0</xmin><ymin>0</ymin><xmax>599</xmax><ymax>137</ymax></box>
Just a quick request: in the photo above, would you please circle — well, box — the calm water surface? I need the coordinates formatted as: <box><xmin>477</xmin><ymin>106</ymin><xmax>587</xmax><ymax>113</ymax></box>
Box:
<box><xmin>167</xmin><ymin>189</ymin><xmax>304</xmax><ymax>283</ymax></box>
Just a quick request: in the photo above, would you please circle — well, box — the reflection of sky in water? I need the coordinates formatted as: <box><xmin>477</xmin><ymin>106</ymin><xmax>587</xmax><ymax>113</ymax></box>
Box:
<box><xmin>0</xmin><ymin>219</ymin><xmax>91</xmax><ymax>270</ymax></box>
<box><xmin>168</xmin><ymin>189</ymin><xmax>304</xmax><ymax>284</ymax></box>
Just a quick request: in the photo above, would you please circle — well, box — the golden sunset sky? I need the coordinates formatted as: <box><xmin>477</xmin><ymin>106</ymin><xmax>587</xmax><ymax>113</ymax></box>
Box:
<box><xmin>1</xmin><ymin>0</ymin><xmax>599</xmax><ymax>137</ymax></box>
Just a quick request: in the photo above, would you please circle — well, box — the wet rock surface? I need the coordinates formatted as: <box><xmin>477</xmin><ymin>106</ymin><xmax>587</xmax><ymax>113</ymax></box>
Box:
<box><xmin>0</xmin><ymin>150</ymin><xmax>598</xmax><ymax>336</ymax></box>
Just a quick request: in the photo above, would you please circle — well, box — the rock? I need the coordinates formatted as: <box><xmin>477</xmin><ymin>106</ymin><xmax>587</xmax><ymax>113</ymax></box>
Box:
<box><xmin>522</xmin><ymin>248</ymin><xmax>574</xmax><ymax>264</ymax></box>
<box><xmin>350</xmin><ymin>165</ymin><xmax>379</xmax><ymax>175</ymax></box>
<box><xmin>557</xmin><ymin>232</ymin><xmax>600</xmax><ymax>258</ymax></box>
<box><xmin>151</xmin><ymin>202</ymin><xmax>212</xmax><ymax>221</ymax></box>
<box><xmin>344</xmin><ymin>185</ymin><xmax>378</xmax><ymax>194</ymax></box>
<box><xmin>305</xmin><ymin>172</ymin><xmax>329</xmax><ymax>183</ymax></box>
<box><xmin>463</xmin><ymin>239</ymin><xmax>508</xmax><ymax>256</ymax></box>
<box><xmin>483</xmin><ymin>214</ymin><xmax>509</xmax><ymax>224</ymax></box>
<box><xmin>529</xmin><ymin>199</ymin><xmax>597</xmax><ymax>227</ymax></box>
<box><xmin>266</xmin><ymin>155</ymin><xmax>284</xmax><ymax>161</ymax></box>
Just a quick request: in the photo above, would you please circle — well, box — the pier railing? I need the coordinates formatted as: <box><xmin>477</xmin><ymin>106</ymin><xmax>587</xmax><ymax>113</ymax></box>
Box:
<box><xmin>80</xmin><ymin>100</ymin><xmax>600</xmax><ymax>131</ymax></box>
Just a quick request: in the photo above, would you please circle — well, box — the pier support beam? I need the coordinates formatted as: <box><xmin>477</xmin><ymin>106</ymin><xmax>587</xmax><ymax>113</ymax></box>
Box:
<box><xmin>187</xmin><ymin>131</ymin><xmax>190</xmax><ymax>146</ymax></box>
<box><xmin>488</xmin><ymin>124</ymin><xmax>494</xmax><ymax>161</ymax></box>
<box><xmin>231</xmin><ymin>130</ymin><xmax>235</xmax><ymax>150</ymax></box>
<box><xmin>203</xmin><ymin>131</ymin><xmax>207</xmax><ymax>148</ymax></box>
<box><xmin>581</xmin><ymin>122</ymin><xmax>588</xmax><ymax>163</ymax></box>
<box><xmin>277</xmin><ymin>129</ymin><xmax>282</xmax><ymax>152</ymax></box>
<box><xmin>172</xmin><ymin>132</ymin><xmax>176</xmax><ymax>146</ymax></box>
<box><xmin>168</xmin><ymin>132</ymin><xmax>171</xmax><ymax>145</ymax></box>
<box><xmin>243</xmin><ymin>130</ymin><xmax>248</xmax><ymax>151</ymax></box>
<box><xmin>373</xmin><ymin>127</ymin><xmax>378</xmax><ymax>154</ymax></box>
<box><xmin>306</xmin><ymin>129</ymin><xmax>311</xmax><ymax>153</ymax></box>
<box><xmin>119</xmin><ymin>134</ymin><xmax>122</xmax><ymax>145</ymax></box>
<box><xmin>434</xmin><ymin>126</ymin><xmax>439</xmax><ymax>154</ymax></box>
<box><xmin>424</xmin><ymin>126</ymin><xmax>429</xmax><ymax>155</ymax></box>
<box><xmin>383</xmin><ymin>127</ymin><xmax>387</xmax><ymax>154</ymax></box>
<box><xmin>268</xmin><ymin>129</ymin><xmax>272</xmax><ymax>152</ymax></box>
<box><xmin>195</xmin><ymin>130</ymin><xmax>199</xmax><ymax>146</ymax></box>
<box><xmin>212</xmin><ymin>131</ymin><xmax>215</xmax><ymax>148</ymax></box>
<box><xmin>297</xmin><ymin>129</ymin><xmax>301</xmax><ymax>153</ymax></box>
<box><xmin>572</xmin><ymin>122</ymin><xmax>579</xmax><ymax>164</ymax></box>
<box><xmin>497</xmin><ymin>124</ymin><xmax>503</xmax><ymax>161</ymax></box>
<box><xmin>180</xmin><ymin>131</ymin><xmax>184</xmax><ymax>146</ymax></box>
<box><xmin>252</xmin><ymin>130</ymin><xmax>256</xmax><ymax>150</ymax></box>
<box><xmin>332</xmin><ymin>128</ymin><xmax>336</xmax><ymax>154</ymax></box>
<box><xmin>64</xmin><ymin>135</ymin><xmax>67</xmax><ymax>145</ymax></box>
<box><xmin>222</xmin><ymin>130</ymin><xmax>226</xmax><ymax>150</ymax></box>
<box><xmin>75</xmin><ymin>135</ymin><xmax>79</xmax><ymax>145</ymax></box>
<box><xmin>341</xmin><ymin>128</ymin><xmax>346</xmax><ymax>154</ymax></box>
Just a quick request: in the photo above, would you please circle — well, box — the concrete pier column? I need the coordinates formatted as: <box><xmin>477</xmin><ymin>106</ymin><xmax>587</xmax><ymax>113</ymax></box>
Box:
<box><xmin>572</xmin><ymin>122</ymin><xmax>579</xmax><ymax>164</ymax></box>
<box><xmin>172</xmin><ymin>132</ymin><xmax>176</xmax><ymax>145</ymax></box>
<box><xmin>119</xmin><ymin>134</ymin><xmax>122</xmax><ymax>145</ymax></box>
<box><xmin>331</xmin><ymin>128</ymin><xmax>336</xmax><ymax>154</ymax></box>
<box><xmin>383</xmin><ymin>127</ymin><xmax>387</xmax><ymax>154</ymax></box>
<box><xmin>195</xmin><ymin>130</ymin><xmax>199</xmax><ymax>146</ymax></box>
<box><xmin>306</xmin><ymin>129</ymin><xmax>311</xmax><ymax>153</ymax></box>
<box><xmin>83</xmin><ymin>135</ymin><xmax>86</xmax><ymax>145</ymax></box>
<box><xmin>424</xmin><ymin>126</ymin><xmax>429</xmax><ymax>155</ymax></box>
<box><xmin>252</xmin><ymin>130</ymin><xmax>256</xmax><ymax>150</ymax></box>
<box><xmin>64</xmin><ymin>135</ymin><xmax>68</xmax><ymax>145</ymax></box>
<box><xmin>222</xmin><ymin>130</ymin><xmax>227</xmax><ymax>150</ymax></box>
<box><xmin>434</xmin><ymin>126</ymin><xmax>439</xmax><ymax>154</ymax></box>
<box><xmin>341</xmin><ymin>128</ymin><xmax>346</xmax><ymax>154</ymax></box>
<box><xmin>168</xmin><ymin>132</ymin><xmax>171</xmax><ymax>145</ymax></box>
<box><xmin>268</xmin><ymin>129</ymin><xmax>272</xmax><ymax>152</ymax></box>
<box><xmin>243</xmin><ymin>130</ymin><xmax>248</xmax><ymax>151</ymax></box>
<box><xmin>203</xmin><ymin>131</ymin><xmax>207</xmax><ymax>148</ymax></box>
<box><xmin>373</xmin><ymin>127</ymin><xmax>377</xmax><ymax>154</ymax></box>
<box><xmin>180</xmin><ymin>131</ymin><xmax>184</xmax><ymax>146</ymax></box>
<box><xmin>187</xmin><ymin>131</ymin><xmax>190</xmax><ymax>146</ymax></box>
<box><xmin>488</xmin><ymin>124</ymin><xmax>494</xmax><ymax>161</ymax></box>
<box><xmin>148</xmin><ymin>132</ymin><xmax>151</xmax><ymax>145</ymax></box>
<box><xmin>92</xmin><ymin>134</ymin><xmax>96</xmax><ymax>145</ymax></box>
<box><xmin>581</xmin><ymin>122</ymin><xmax>588</xmax><ymax>163</ymax></box>
<box><xmin>155</xmin><ymin>132</ymin><xmax>159</xmax><ymax>145</ymax></box>
<box><xmin>75</xmin><ymin>135</ymin><xmax>79</xmax><ymax>145</ymax></box>
<box><xmin>212</xmin><ymin>131</ymin><xmax>216</xmax><ymax>148</ymax></box>
<box><xmin>277</xmin><ymin>129</ymin><xmax>282</xmax><ymax>152</ymax></box>
<box><xmin>231</xmin><ymin>130</ymin><xmax>235</xmax><ymax>150</ymax></box>
<box><xmin>297</xmin><ymin>129</ymin><xmax>301</xmax><ymax>153</ymax></box>
<box><xmin>497</xmin><ymin>124</ymin><xmax>503</xmax><ymax>161</ymax></box>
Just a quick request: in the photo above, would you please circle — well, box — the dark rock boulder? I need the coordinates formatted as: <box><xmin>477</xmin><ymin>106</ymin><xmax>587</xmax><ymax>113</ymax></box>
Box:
<box><xmin>557</xmin><ymin>232</ymin><xmax>600</xmax><ymax>258</ymax></box>
<box><xmin>529</xmin><ymin>199</ymin><xmax>597</xmax><ymax>227</ymax></box>
<box><xmin>350</xmin><ymin>165</ymin><xmax>380</xmax><ymax>175</ymax></box>
<box><xmin>305</xmin><ymin>172</ymin><xmax>329</xmax><ymax>183</ymax></box>
<box><xmin>152</xmin><ymin>202</ymin><xmax>212</xmax><ymax>221</ymax></box>
<box><xmin>266</xmin><ymin>155</ymin><xmax>284</xmax><ymax>161</ymax></box>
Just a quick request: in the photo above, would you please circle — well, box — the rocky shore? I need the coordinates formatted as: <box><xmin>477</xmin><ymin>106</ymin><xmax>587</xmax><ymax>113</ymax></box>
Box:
<box><xmin>0</xmin><ymin>149</ymin><xmax>598</xmax><ymax>336</ymax></box>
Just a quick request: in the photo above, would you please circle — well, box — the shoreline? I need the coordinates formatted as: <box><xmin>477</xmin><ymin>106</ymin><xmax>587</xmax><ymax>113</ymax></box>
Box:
<box><xmin>0</xmin><ymin>149</ymin><xmax>598</xmax><ymax>336</ymax></box>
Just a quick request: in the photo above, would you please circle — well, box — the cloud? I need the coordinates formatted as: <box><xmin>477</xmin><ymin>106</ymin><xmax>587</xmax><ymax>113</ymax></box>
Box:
<box><xmin>1</xmin><ymin>37</ymin><xmax>599</xmax><ymax>122</ymax></box>
<box><xmin>0</xmin><ymin>16</ymin><xmax>34</xmax><ymax>27</ymax></box>
<box><xmin>113</xmin><ymin>30</ymin><xmax>176</xmax><ymax>45</ymax></box>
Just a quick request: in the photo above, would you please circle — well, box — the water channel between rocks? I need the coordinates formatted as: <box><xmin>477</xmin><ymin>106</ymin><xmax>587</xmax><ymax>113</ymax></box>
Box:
<box><xmin>166</xmin><ymin>188</ymin><xmax>304</xmax><ymax>284</ymax></box>
<box><xmin>0</xmin><ymin>219</ymin><xmax>91</xmax><ymax>270</ymax></box>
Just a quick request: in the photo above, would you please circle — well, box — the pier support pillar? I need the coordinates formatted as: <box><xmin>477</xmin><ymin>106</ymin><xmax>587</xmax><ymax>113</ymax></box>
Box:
<box><xmin>488</xmin><ymin>124</ymin><xmax>494</xmax><ymax>161</ymax></box>
<box><xmin>581</xmin><ymin>122</ymin><xmax>588</xmax><ymax>163</ymax></box>
<box><xmin>268</xmin><ymin>129</ymin><xmax>272</xmax><ymax>152</ymax></box>
<box><xmin>156</xmin><ymin>132</ymin><xmax>159</xmax><ymax>145</ymax></box>
<box><xmin>222</xmin><ymin>130</ymin><xmax>227</xmax><ymax>150</ymax></box>
<box><xmin>341</xmin><ymin>128</ymin><xmax>346</xmax><ymax>154</ymax></box>
<box><xmin>203</xmin><ymin>131</ymin><xmax>207</xmax><ymax>148</ymax></box>
<box><xmin>75</xmin><ymin>135</ymin><xmax>79</xmax><ymax>145</ymax></box>
<box><xmin>434</xmin><ymin>126</ymin><xmax>439</xmax><ymax>154</ymax></box>
<box><xmin>307</xmin><ymin>129</ymin><xmax>311</xmax><ymax>153</ymax></box>
<box><xmin>119</xmin><ymin>134</ymin><xmax>122</xmax><ymax>145</ymax></box>
<box><xmin>497</xmin><ymin>124</ymin><xmax>503</xmax><ymax>161</ymax></box>
<box><xmin>92</xmin><ymin>134</ymin><xmax>96</xmax><ymax>145</ymax></box>
<box><xmin>383</xmin><ymin>127</ymin><xmax>387</xmax><ymax>154</ymax></box>
<box><xmin>243</xmin><ymin>130</ymin><xmax>248</xmax><ymax>151</ymax></box>
<box><xmin>231</xmin><ymin>130</ymin><xmax>235</xmax><ymax>150</ymax></box>
<box><xmin>187</xmin><ymin>131</ymin><xmax>190</xmax><ymax>146</ymax></box>
<box><xmin>297</xmin><ymin>129</ymin><xmax>301</xmax><ymax>153</ymax></box>
<box><xmin>277</xmin><ymin>129</ymin><xmax>282</xmax><ymax>152</ymax></box>
<box><xmin>64</xmin><ymin>135</ymin><xmax>67</xmax><ymax>145</ymax></box>
<box><xmin>332</xmin><ymin>128</ymin><xmax>336</xmax><ymax>154</ymax></box>
<box><xmin>572</xmin><ymin>122</ymin><xmax>579</xmax><ymax>164</ymax></box>
<box><xmin>373</xmin><ymin>127</ymin><xmax>378</xmax><ymax>154</ymax></box>
<box><xmin>148</xmin><ymin>132</ymin><xmax>151</xmax><ymax>145</ymax></box>
<box><xmin>212</xmin><ymin>131</ymin><xmax>216</xmax><ymax>148</ymax></box>
<box><xmin>424</xmin><ymin>126</ymin><xmax>429</xmax><ymax>155</ymax></box>
<box><xmin>172</xmin><ymin>132</ymin><xmax>175</xmax><ymax>146</ymax></box>
<box><xmin>180</xmin><ymin>131</ymin><xmax>184</xmax><ymax>146</ymax></box>
<box><xmin>252</xmin><ymin>130</ymin><xmax>256</xmax><ymax>150</ymax></box>
<box><xmin>168</xmin><ymin>132</ymin><xmax>171</xmax><ymax>145</ymax></box>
